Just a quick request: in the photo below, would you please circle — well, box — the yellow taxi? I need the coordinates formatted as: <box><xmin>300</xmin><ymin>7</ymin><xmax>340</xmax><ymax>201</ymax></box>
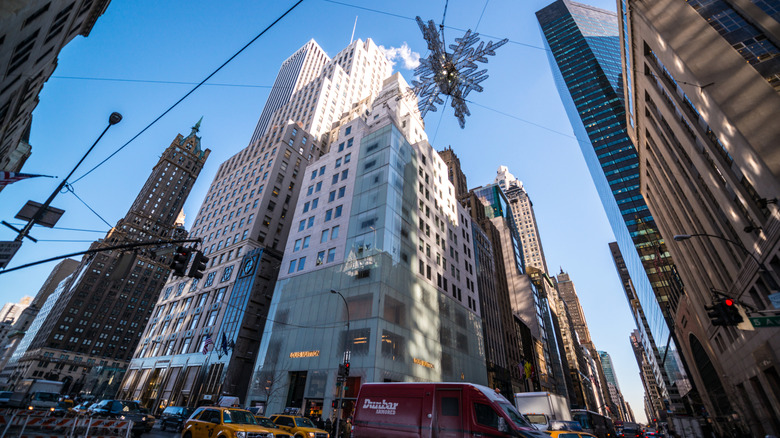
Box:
<box><xmin>269</xmin><ymin>415</ymin><xmax>329</xmax><ymax>438</ymax></box>
<box><xmin>182</xmin><ymin>406</ymin><xmax>277</xmax><ymax>438</ymax></box>
<box><xmin>254</xmin><ymin>416</ymin><xmax>292</xmax><ymax>438</ymax></box>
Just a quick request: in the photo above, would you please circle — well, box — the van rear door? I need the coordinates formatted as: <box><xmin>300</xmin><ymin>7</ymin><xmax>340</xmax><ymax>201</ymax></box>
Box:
<box><xmin>435</xmin><ymin>388</ymin><xmax>463</xmax><ymax>437</ymax></box>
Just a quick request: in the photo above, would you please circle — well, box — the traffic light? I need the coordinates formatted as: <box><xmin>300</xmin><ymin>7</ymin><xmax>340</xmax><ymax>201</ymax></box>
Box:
<box><xmin>170</xmin><ymin>246</ymin><xmax>192</xmax><ymax>277</ymax></box>
<box><xmin>722</xmin><ymin>298</ymin><xmax>743</xmax><ymax>325</ymax></box>
<box><xmin>338</xmin><ymin>364</ymin><xmax>347</xmax><ymax>378</ymax></box>
<box><xmin>706</xmin><ymin>298</ymin><xmax>744</xmax><ymax>326</ymax></box>
<box><xmin>187</xmin><ymin>250</ymin><xmax>209</xmax><ymax>279</ymax></box>
<box><xmin>344</xmin><ymin>362</ymin><xmax>350</xmax><ymax>377</ymax></box>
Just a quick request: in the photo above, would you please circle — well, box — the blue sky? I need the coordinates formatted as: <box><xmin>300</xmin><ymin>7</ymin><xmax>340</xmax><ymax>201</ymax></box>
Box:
<box><xmin>0</xmin><ymin>0</ymin><xmax>647</xmax><ymax>423</ymax></box>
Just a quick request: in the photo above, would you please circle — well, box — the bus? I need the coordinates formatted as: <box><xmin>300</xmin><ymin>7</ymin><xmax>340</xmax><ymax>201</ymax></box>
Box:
<box><xmin>571</xmin><ymin>409</ymin><xmax>617</xmax><ymax>438</ymax></box>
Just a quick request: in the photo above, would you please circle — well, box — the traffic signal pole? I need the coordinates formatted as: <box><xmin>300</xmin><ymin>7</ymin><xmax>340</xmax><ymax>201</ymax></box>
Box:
<box><xmin>0</xmin><ymin>238</ymin><xmax>201</xmax><ymax>275</ymax></box>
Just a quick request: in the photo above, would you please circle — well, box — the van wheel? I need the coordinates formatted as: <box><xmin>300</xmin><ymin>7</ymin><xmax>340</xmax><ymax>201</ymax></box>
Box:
<box><xmin>294</xmin><ymin>434</ymin><xmax>306</xmax><ymax>438</ymax></box>
<box><xmin>160</xmin><ymin>422</ymin><xmax>166</xmax><ymax>431</ymax></box>
<box><xmin>183</xmin><ymin>432</ymin><xmax>193</xmax><ymax>438</ymax></box>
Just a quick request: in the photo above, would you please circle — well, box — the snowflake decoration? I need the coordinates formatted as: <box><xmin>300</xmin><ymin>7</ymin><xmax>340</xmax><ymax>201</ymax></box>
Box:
<box><xmin>411</xmin><ymin>16</ymin><xmax>508</xmax><ymax>128</ymax></box>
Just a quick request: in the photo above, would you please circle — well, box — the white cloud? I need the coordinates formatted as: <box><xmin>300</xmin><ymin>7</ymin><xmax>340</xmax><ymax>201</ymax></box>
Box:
<box><xmin>380</xmin><ymin>42</ymin><xmax>421</xmax><ymax>70</ymax></box>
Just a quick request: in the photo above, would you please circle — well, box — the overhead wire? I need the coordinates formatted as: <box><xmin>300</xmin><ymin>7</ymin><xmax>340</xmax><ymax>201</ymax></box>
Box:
<box><xmin>475</xmin><ymin>0</ymin><xmax>490</xmax><ymax>32</ymax></box>
<box><xmin>320</xmin><ymin>0</ymin><xmax>548</xmax><ymax>51</ymax></box>
<box><xmin>5</xmin><ymin>223</ymin><xmax>108</xmax><ymax>233</ymax></box>
<box><xmin>64</xmin><ymin>183</ymin><xmax>114</xmax><ymax>228</ymax></box>
<box><xmin>69</xmin><ymin>0</ymin><xmax>306</xmax><ymax>186</ymax></box>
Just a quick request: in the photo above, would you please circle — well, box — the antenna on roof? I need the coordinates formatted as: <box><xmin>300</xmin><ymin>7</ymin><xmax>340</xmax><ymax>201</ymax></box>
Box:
<box><xmin>350</xmin><ymin>16</ymin><xmax>358</xmax><ymax>44</ymax></box>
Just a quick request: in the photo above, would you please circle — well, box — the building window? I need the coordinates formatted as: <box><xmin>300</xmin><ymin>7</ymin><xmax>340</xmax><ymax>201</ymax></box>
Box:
<box><xmin>288</xmin><ymin>260</ymin><xmax>297</xmax><ymax>274</ymax></box>
<box><xmin>204</xmin><ymin>272</ymin><xmax>216</xmax><ymax>287</ymax></box>
<box><xmin>220</xmin><ymin>265</ymin><xmax>234</xmax><ymax>282</ymax></box>
<box><xmin>331</xmin><ymin>225</ymin><xmax>340</xmax><ymax>239</ymax></box>
<box><xmin>327</xmin><ymin>248</ymin><xmax>336</xmax><ymax>263</ymax></box>
<box><xmin>297</xmin><ymin>256</ymin><xmax>306</xmax><ymax>271</ymax></box>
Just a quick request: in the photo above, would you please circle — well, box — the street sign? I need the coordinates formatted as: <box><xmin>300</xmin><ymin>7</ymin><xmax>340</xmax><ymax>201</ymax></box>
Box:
<box><xmin>748</xmin><ymin>316</ymin><xmax>780</xmax><ymax>328</ymax></box>
<box><xmin>0</xmin><ymin>241</ymin><xmax>22</xmax><ymax>269</ymax></box>
<box><xmin>768</xmin><ymin>292</ymin><xmax>780</xmax><ymax>309</ymax></box>
<box><xmin>15</xmin><ymin>200</ymin><xmax>64</xmax><ymax>228</ymax></box>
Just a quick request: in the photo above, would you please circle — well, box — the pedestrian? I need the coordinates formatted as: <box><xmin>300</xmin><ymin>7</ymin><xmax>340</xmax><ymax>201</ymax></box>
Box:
<box><xmin>342</xmin><ymin>417</ymin><xmax>352</xmax><ymax>438</ymax></box>
<box><xmin>324</xmin><ymin>417</ymin><xmax>332</xmax><ymax>434</ymax></box>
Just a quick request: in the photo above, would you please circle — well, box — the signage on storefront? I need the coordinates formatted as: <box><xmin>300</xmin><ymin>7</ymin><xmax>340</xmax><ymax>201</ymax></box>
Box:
<box><xmin>290</xmin><ymin>350</ymin><xmax>320</xmax><ymax>358</ymax></box>
<box><xmin>413</xmin><ymin>358</ymin><xmax>434</xmax><ymax>369</ymax></box>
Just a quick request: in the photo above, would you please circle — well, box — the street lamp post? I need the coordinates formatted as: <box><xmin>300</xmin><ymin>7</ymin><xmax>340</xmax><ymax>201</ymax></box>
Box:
<box><xmin>672</xmin><ymin>233</ymin><xmax>776</xmax><ymax>300</ymax></box>
<box><xmin>330</xmin><ymin>289</ymin><xmax>350</xmax><ymax>438</ymax></box>
<box><xmin>13</xmin><ymin>112</ymin><xmax>122</xmax><ymax>243</ymax></box>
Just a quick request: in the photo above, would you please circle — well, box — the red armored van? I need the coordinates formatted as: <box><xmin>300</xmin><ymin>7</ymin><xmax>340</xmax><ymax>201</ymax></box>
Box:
<box><xmin>352</xmin><ymin>382</ymin><xmax>550</xmax><ymax>438</ymax></box>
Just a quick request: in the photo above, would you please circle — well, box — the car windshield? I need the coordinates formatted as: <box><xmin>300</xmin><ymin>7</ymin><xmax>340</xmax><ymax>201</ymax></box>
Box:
<box><xmin>224</xmin><ymin>410</ymin><xmax>257</xmax><ymax>425</ymax></box>
<box><xmin>497</xmin><ymin>401</ymin><xmax>533</xmax><ymax>429</ymax></box>
<box><xmin>525</xmin><ymin>414</ymin><xmax>547</xmax><ymax>424</ymax></box>
<box><xmin>0</xmin><ymin>391</ymin><xmax>12</xmax><ymax>398</ymax></box>
<box><xmin>256</xmin><ymin>418</ymin><xmax>277</xmax><ymax>428</ymax></box>
<box><xmin>34</xmin><ymin>392</ymin><xmax>58</xmax><ymax>402</ymax></box>
<box><xmin>295</xmin><ymin>417</ymin><xmax>315</xmax><ymax>427</ymax></box>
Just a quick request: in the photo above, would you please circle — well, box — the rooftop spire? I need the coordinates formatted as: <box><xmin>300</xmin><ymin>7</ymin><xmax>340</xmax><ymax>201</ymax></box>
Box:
<box><xmin>192</xmin><ymin>116</ymin><xmax>203</xmax><ymax>134</ymax></box>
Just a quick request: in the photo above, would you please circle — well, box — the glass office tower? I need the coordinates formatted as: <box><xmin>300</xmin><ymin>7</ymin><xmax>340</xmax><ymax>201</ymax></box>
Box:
<box><xmin>536</xmin><ymin>0</ymin><xmax>685</xmax><ymax>411</ymax></box>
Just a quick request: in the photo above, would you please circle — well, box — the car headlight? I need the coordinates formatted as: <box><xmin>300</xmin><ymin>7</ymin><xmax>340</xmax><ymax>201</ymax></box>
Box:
<box><xmin>142</xmin><ymin>416</ymin><xmax>147</xmax><ymax>422</ymax></box>
<box><xmin>308</xmin><ymin>433</ymin><xmax>315</xmax><ymax>438</ymax></box>
<box><xmin>120</xmin><ymin>415</ymin><xmax>126</xmax><ymax>420</ymax></box>
<box><xmin>236</xmin><ymin>432</ymin><xmax>246</xmax><ymax>438</ymax></box>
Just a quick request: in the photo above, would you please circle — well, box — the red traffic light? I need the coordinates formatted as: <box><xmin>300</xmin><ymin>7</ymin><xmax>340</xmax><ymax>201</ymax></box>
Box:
<box><xmin>724</xmin><ymin>298</ymin><xmax>734</xmax><ymax>306</ymax></box>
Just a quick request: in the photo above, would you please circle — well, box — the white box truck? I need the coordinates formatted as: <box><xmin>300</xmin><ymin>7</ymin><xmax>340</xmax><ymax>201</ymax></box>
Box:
<box><xmin>9</xmin><ymin>379</ymin><xmax>64</xmax><ymax>410</ymax></box>
<box><xmin>514</xmin><ymin>392</ymin><xmax>572</xmax><ymax>431</ymax></box>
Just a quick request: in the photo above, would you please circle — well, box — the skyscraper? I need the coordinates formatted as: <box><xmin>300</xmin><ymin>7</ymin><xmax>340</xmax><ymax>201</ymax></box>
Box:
<box><xmin>249</xmin><ymin>40</ymin><xmax>329</xmax><ymax>144</ymax></box>
<box><xmin>250</xmin><ymin>38</ymin><xmax>392</xmax><ymax>144</ymax></box>
<box><xmin>618</xmin><ymin>0</ymin><xmax>780</xmax><ymax>434</ymax></box>
<box><xmin>0</xmin><ymin>259</ymin><xmax>79</xmax><ymax>387</ymax></box>
<box><xmin>4</xmin><ymin>123</ymin><xmax>209</xmax><ymax>396</ymax></box>
<box><xmin>0</xmin><ymin>0</ymin><xmax>112</xmax><ymax>176</ymax></box>
<box><xmin>493</xmin><ymin>166</ymin><xmax>568</xmax><ymax>399</ymax></box>
<box><xmin>120</xmin><ymin>38</ymin><xmax>393</xmax><ymax>409</ymax></box>
<box><xmin>608</xmin><ymin>241</ymin><xmax>685</xmax><ymax>420</ymax></box>
<box><xmin>598</xmin><ymin>350</ymin><xmax>627</xmax><ymax>421</ymax></box>
<box><xmin>247</xmin><ymin>73</ymin><xmax>487</xmax><ymax>419</ymax></box>
<box><xmin>495</xmin><ymin>166</ymin><xmax>548</xmax><ymax>274</ymax></box>
<box><xmin>536</xmin><ymin>0</ymin><xmax>685</xmax><ymax>414</ymax></box>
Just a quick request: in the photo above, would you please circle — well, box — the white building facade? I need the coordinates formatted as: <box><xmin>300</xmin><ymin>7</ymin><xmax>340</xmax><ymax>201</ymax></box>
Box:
<box><xmin>247</xmin><ymin>74</ymin><xmax>487</xmax><ymax>419</ymax></box>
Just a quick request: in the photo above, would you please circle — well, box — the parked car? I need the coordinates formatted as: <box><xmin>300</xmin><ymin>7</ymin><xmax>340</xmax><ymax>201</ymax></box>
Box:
<box><xmin>270</xmin><ymin>415</ymin><xmax>330</xmax><ymax>438</ymax></box>
<box><xmin>159</xmin><ymin>406</ymin><xmax>193</xmax><ymax>432</ymax></box>
<box><xmin>89</xmin><ymin>399</ymin><xmax>153</xmax><ymax>436</ymax></box>
<box><xmin>182</xmin><ymin>406</ymin><xmax>277</xmax><ymax>438</ymax></box>
<box><xmin>0</xmin><ymin>391</ymin><xmax>13</xmax><ymax>406</ymax></box>
<box><xmin>52</xmin><ymin>399</ymin><xmax>75</xmax><ymax>416</ymax></box>
<box><xmin>72</xmin><ymin>401</ymin><xmax>93</xmax><ymax>415</ymax></box>
<box><xmin>255</xmin><ymin>416</ymin><xmax>292</xmax><ymax>438</ymax></box>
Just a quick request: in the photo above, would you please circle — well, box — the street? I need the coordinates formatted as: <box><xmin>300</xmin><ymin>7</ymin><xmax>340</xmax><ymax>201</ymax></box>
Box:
<box><xmin>141</xmin><ymin>423</ymin><xmax>180</xmax><ymax>438</ymax></box>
